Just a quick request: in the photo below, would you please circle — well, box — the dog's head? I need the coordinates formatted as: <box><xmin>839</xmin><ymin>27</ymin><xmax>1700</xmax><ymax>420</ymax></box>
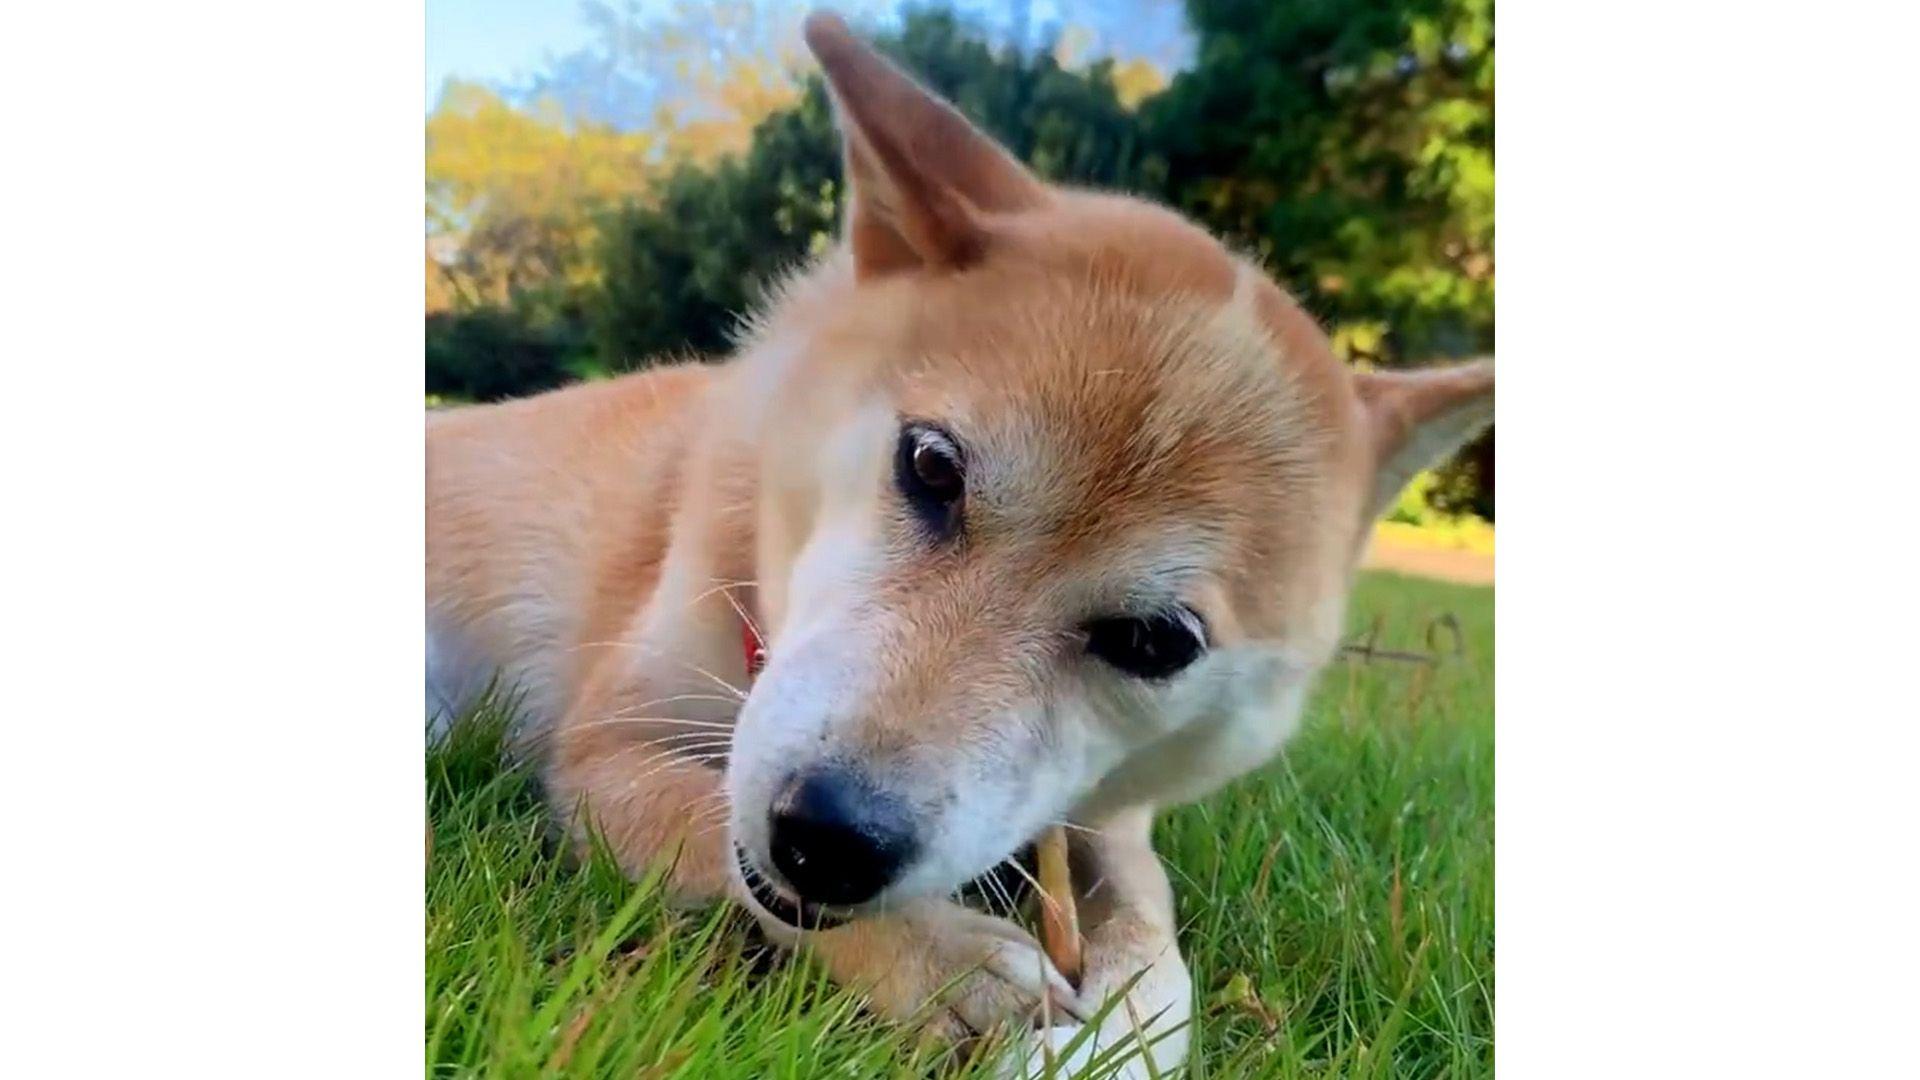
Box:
<box><xmin>726</xmin><ymin>12</ymin><xmax>1492</xmax><ymax>923</ymax></box>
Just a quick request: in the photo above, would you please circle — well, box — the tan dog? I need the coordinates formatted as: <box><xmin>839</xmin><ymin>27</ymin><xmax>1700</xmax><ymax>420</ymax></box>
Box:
<box><xmin>426</xmin><ymin>11</ymin><xmax>1493</xmax><ymax>1075</ymax></box>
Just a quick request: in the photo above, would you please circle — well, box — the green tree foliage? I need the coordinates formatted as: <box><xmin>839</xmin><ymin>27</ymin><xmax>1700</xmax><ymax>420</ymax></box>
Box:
<box><xmin>1143</xmin><ymin>0</ymin><xmax>1493</xmax><ymax>365</ymax></box>
<box><xmin>592</xmin><ymin>86</ymin><xmax>842</xmax><ymax>364</ymax></box>
<box><xmin>425</xmin><ymin>82</ymin><xmax>659</xmax><ymax>324</ymax></box>
<box><xmin>426</xmin><ymin>307</ymin><xmax>589</xmax><ymax>402</ymax></box>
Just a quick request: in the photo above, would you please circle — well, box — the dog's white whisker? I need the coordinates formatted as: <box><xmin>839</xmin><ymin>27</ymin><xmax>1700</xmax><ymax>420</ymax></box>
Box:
<box><xmin>610</xmin><ymin>737</ymin><xmax>730</xmax><ymax>758</ymax></box>
<box><xmin>1050</xmin><ymin>820</ymin><xmax>1108</xmax><ymax>839</ymax></box>
<box><xmin>644</xmin><ymin>728</ymin><xmax>736</xmax><ymax>744</ymax></box>
<box><xmin>617</xmin><ymin>647</ymin><xmax>750</xmax><ymax>699</ymax></box>
<box><xmin>621</xmin><ymin>749</ymin><xmax>732</xmax><ymax>790</ymax></box>
<box><xmin>715</xmin><ymin>587</ymin><xmax>764</xmax><ymax>652</ymax></box>
<box><xmin>611</xmin><ymin>693</ymin><xmax>744</xmax><ymax>715</ymax></box>
<box><xmin>560</xmin><ymin>717</ymin><xmax>735</xmax><ymax>740</ymax></box>
<box><xmin>1005</xmin><ymin>858</ymin><xmax>1063</xmax><ymax>923</ymax></box>
<box><xmin>981</xmin><ymin>868</ymin><xmax>1019</xmax><ymax>916</ymax></box>
<box><xmin>587</xmin><ymin>699</ymin><xmax>729</xmax><ymax>722</ymax></box>
<box><xmin>613</xmin><ymin>747</ymin><xmax>732</xmax><ymax>789</ymax></box>
<box><xmin>491</xmin><ymin>715</ymin><xmax>728</xmax><ymax>754</ymax></box>
<box><xmin>683</xmin><ymin>578</ymin><xmax>767</xmax><ymax>646</ymax></box>
<box><xmin>548</xmin><ymin>720</ymin><xmax>735</xmax><ymax>748</ymax></box>
<box><xmin>683</xmin><ymin>578</ymin><xmax>761</xmax><ymax>609</ymax></box>
<box><xmin>641</xmin><ymin>737</ymin><xmax>737</xmax><ymax>757</ymax></box>
<box><xmin>567</xmin><ymin>638</ymin><xmax>635</xmax><ymax>654</ymax></box>
<box><xmin>561</xmin><ymin>641</ymin><xmax>749</xmax><ymax>701</ymax></box>
<box><xmin>603</xmin><ymin>716</ymin><xmax>735</xmax><ymax>733</ymax></box>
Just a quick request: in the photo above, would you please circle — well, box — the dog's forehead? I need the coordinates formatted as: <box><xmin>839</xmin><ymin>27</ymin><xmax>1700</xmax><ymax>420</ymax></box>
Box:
<box><xmin>890</xmin><ymin>278</ymin><xmax>1331</xmax><ymax>588</ymax></box>
<box><xmin>893</xmin><ymin>193</ymin><xmax>1345</xmax><ymax>457</ymax></box>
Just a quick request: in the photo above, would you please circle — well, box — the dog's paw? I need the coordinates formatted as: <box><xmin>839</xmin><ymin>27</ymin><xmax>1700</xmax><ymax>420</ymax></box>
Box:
<box><xmin>995</xmin><ymin>1006</ymin><xmax>1189</xmax><ymax>1079</ymax></box>
<box><xmin>1000</xmin><ymin>1024</ymin><xmax>1152</xmax><ymax>1080</ymax></box>
<box><xmin>995</xmin><ymin>933</ymin><xmax>1193</xmax><ymax>1078</ymax></box>
<box><xmin>800</xmin><ymin>900</ymin><xmax>1084</xmax><ymax>1038</ymax></box>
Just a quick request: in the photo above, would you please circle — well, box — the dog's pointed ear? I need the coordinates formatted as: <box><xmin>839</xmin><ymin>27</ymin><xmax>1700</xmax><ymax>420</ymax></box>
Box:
<box><xmin>802</xmin><ymin>10</ymin><xmax>1047</xmax><ymax>278</ymax></box>
<box><xmin>1353</xmin><ymin>359</ymin><xmax>1495</xmax><ymax>519</ymax></box>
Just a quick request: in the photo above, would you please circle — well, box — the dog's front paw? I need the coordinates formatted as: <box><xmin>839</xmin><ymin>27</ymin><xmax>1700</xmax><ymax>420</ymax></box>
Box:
<box><xmin>799</xmin><ymin>899</ymin><xmax>1084</xmax><ymax>1040</ymax></box>
<box><xmin>999</xmin><ymin>922</ymin><xmax>1192</xmax><ymax>1078</ymax></box>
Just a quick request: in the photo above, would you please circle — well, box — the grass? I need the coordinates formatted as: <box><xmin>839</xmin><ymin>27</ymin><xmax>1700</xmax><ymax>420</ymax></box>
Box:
<box><xmin>427</xmin><ymin>571</ymin><xmax>1493</xmax><ymax>1078</ymax></box>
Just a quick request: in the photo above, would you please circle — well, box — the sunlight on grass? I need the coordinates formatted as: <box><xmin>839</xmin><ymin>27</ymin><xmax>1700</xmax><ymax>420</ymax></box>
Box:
<box><xmin>426</xmin><ymin>571</ymin><xmax>1493</xmax><ymax>1077</ymax></box>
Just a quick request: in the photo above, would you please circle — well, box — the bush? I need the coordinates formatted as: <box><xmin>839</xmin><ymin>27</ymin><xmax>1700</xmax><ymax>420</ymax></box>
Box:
<box><xmin>1379</xmin><ymin>467</ymin><xmax>1494</xmax><ymax>551</ymax></box>
<box><xmin>591</xmin><ymin>86</ymin><xmax>841</xmax><ymax>367</ymax></box>
<box><xmin>424</xmin><ymin>308</ymin><xmax>594</xmax><ymax>403</ymax></box>
<box><xmin>1427</xmin><ymin>427</ymin><xmax>1494</xmax><ymax>521</ymax></box>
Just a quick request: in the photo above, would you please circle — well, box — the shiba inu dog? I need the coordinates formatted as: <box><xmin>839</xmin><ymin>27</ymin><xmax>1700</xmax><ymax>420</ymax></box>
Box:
<box><xmin>426</xmin><ymin>11</ymin><xmax>1493</xmax><ymax>1075</ymax></box>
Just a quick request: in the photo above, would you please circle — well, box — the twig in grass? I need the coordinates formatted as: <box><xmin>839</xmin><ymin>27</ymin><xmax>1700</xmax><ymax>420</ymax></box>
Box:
<box><xmin>1337</xmin><ymin>612</ymin><xmax>1465</xmax><ymax>665</ymax></box>
<box><xmin>1427</xmin><ymin>612</ymin><xmax>1465</xmax><ymax>659</ymax></box>
<box><xmin>1252</xmin><ymin>836</ymin><xmax>1285</xmax><ymax>903</ymax></box>
<box><xmin>1389</xmin><ymin>854</ymin><xmax>1404</xmax><ymax>951</ymax></box>
<box><xmin>546</xmin><ymin>1006</ymin><xmax>596</xmax><ymax>1072</ymax></box>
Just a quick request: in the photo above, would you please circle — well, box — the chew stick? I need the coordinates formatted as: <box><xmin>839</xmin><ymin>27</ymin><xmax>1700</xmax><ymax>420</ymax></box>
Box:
<box><xmin>1036</xmin><ymin>825</ymin><xmax>1083</xmax><ymax>987</ymax></box>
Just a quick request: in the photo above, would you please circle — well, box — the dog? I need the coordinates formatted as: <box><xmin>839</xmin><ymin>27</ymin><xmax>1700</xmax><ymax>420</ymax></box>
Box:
<box><xmin>426</xmin><ymin>11</ymin><xmax>1493</xmax><ymax>1075</ymax></box>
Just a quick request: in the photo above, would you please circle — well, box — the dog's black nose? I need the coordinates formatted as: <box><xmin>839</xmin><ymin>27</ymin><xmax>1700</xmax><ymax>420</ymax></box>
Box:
<box><xmin>768</xmin><ymin>766</ymin><xmax>918</xmax><ymax>906</ymax></box>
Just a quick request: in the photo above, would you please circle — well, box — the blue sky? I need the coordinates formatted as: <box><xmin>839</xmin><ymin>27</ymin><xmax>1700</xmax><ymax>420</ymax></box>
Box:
<box><xmin>427</xmin><ymin>1</ymin><xmax>1192</xmax><ymax>110</ymax></box>
<box><xmin>426</xmin><ymin>0</ymin><xmax>617</xmax><ymax>102</ymax></box>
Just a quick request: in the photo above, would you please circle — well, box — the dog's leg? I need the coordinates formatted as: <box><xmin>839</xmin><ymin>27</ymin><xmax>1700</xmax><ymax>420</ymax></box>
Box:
<box><xmin>1017</xmin><ymin>805</ymin><xmax>1192</xmax><ymax>1078</ymax></box>
<box><xmin>751</xmin><ymin>895</ymin><xmax>1084</xmax><ymax>1044</ymax></box>
<box><xmin>544</xmin><ymin>675</ymin><xmax>737</xmax><ymax>904</ymax></box>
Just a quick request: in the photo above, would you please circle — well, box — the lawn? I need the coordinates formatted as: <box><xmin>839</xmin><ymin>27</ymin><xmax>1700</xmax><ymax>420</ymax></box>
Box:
<box><xmin>427</xmin><ymin>571</ymin><xmax>1493</xmax><ymax>1078</ymax></box>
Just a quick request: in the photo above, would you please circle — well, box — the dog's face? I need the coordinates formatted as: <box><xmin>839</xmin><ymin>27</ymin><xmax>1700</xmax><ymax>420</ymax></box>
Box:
<box><xmin>726</xmin><ymin>13</ymin><xmax>1492</xmax><ymax>922</ymax></box>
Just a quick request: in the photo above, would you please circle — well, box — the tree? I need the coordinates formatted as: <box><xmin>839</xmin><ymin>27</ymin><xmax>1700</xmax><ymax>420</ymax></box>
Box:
<box><xmin>425</xmin><ymin>2</ymin><xmax>828</xmax><ymax>326</ymax></box>
<box><xmin>425</xmin><ymin>80</ymin><xmax>656</xmax><ymax>314</ymax></box>
<box><xmin>591</xmin><ymin>85</ymin><xmax>843</xmax><ymax>364</ymax></box>
<box><xmin>1142</xmin><ymin>0</ymin><xmax>1492</xmax><ymax>363</ymax></box>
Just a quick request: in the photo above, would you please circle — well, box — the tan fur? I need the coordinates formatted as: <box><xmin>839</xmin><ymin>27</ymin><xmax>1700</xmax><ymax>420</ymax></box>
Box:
<box><xmin>426</xmin><ymin>11</ymin><xmax>1493</xmax><ymax>1075</ymax></box>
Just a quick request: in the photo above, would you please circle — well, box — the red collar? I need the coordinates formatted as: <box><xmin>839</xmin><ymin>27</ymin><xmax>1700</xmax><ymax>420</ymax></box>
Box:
<box><xmin>742</xmin><ymin>616</ymin><xmax>767</xmax><ymax>680</ymax></box>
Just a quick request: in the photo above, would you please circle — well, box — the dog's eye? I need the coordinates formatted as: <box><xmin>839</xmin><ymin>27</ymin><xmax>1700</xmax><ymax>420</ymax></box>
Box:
<box><xmin>895</xmin><ymin>423</ymin><xmax>965</xmax><ymax>537</ymax></box>
<box><xmin>1085</xmin><ymin>608</ymin><xmax>1208</xmax><ymax>680</ymax></box>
